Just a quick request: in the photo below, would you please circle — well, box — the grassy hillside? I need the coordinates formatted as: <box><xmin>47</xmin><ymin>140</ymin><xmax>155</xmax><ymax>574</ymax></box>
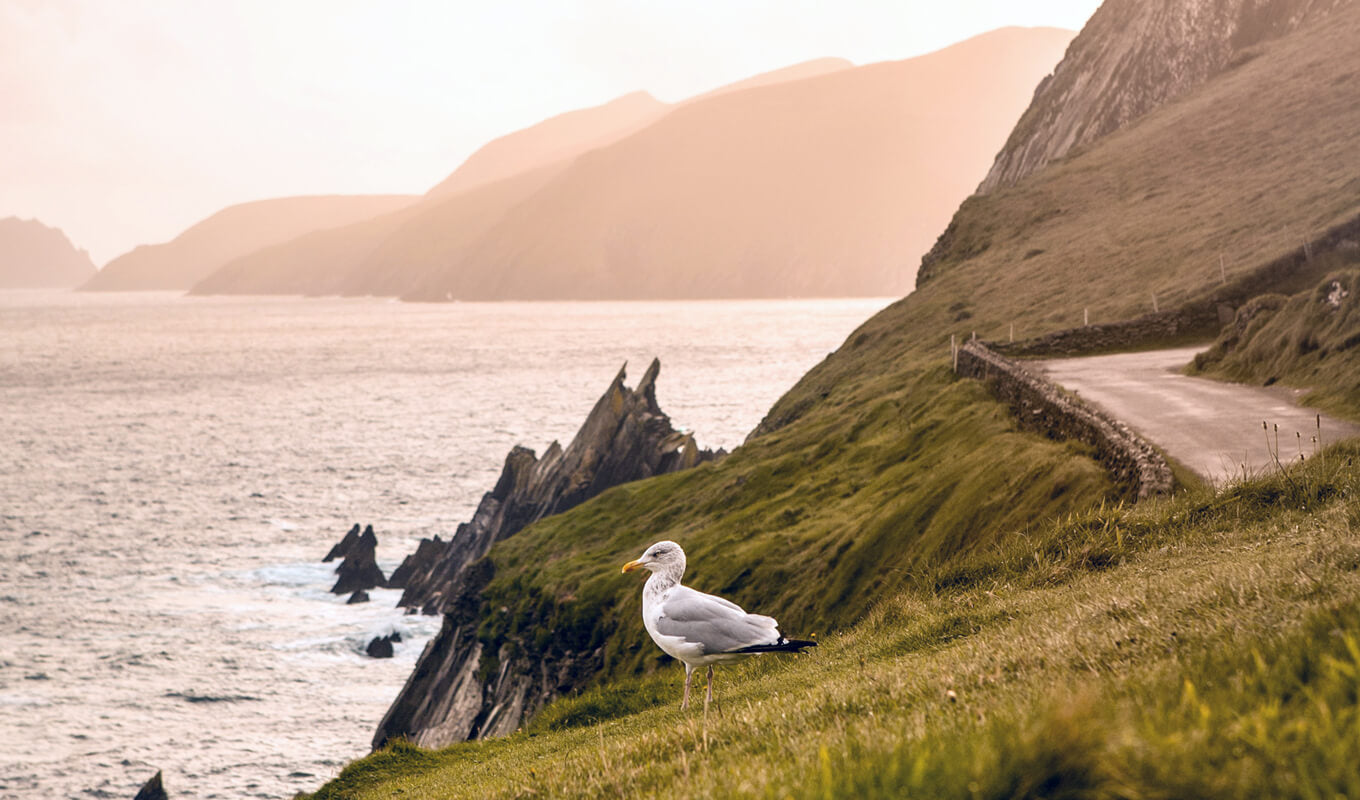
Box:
<box><xmin>308</xmin><ymin>444</ymin><xmax>1360</xmax><ymax>799</ymax></box>
<box><xmin>475</xmin><ymin>366</ymin><xmax>1112</xmax><ymax>687</ymax></box>
<box><xmin>1191</xmin><ymin>267</ymin><xmax>1360</xmax><ymax>420</ymax></box>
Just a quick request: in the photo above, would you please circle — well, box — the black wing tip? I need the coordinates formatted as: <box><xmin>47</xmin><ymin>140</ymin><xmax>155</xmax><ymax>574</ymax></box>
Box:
<box><xmin>733</xmin><ymin>637</ymin><xmax>818</xmax><ymax>654</ymax></box>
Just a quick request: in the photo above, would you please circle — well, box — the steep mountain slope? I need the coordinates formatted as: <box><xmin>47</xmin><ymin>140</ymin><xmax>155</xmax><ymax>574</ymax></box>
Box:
<box><xmin>862</xmin><ymin>0</ymin><xmax>1360</xmax><ymax>371</ymax></box>
<box><xmin>400</xmin><ymin>26</ymin><xmax>1073</xmax><ymax>301</ymax></box>
<box><xmin>425</xmin><ymin>92</ymin><xmax>668</xmax><ymax>199</ymax></box>
<box><xmin>0</xmin><ymin>217</ymin><xmax>95</xmax><ymax>288</ymax></box>
<box><xmin>81</xmin><ymin>195</ymin><xmax>416</xmax><ymax>291</ymax></box>
<box><xmin>978</xmin><ymin>0</ymin><xmax>1349</xmax><ymax>192</ymax></box>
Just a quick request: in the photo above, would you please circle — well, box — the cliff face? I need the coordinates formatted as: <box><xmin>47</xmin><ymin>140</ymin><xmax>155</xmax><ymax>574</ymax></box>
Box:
<box><xmin>0</xmin><ymin>217</ymin><xmax>95</xmax><ymax>288</ymax></box>
<box><xmin>375</xmin><ymin>360</ymin><xmax>719</xmax><ymax>748</ymax></box>
<box><xmin>977</xmin><ymin>0</ymin><xmax>1348</xmax><ymax>194</ymax></box>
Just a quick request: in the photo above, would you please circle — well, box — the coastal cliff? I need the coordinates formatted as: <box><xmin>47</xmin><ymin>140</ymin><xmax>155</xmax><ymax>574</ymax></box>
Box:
<box><xmin>0</xmin><ymin>217</ymin><xmax>95</xmax><ymax>288</ymax></box>
<box><xmin>375</xmin><ymin>359</ymin><xmax>720</xmax><ymax>747</ymax></box>
<box><xmin>976</xmin><ymin>0</ymin><xmax>1347</xmax><ymax>194</ymax></box>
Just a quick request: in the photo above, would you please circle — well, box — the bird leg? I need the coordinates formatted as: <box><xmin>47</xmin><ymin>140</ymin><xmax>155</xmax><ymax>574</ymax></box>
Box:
<box><xmin>705</xmin><ymin>665</ymin><xmax>714</xmax><ymax>705</ymax></box>
<box><xmin>681</xmin><ymin>664</ymin><xmax>694</xmax><ymax>711</ymax></box>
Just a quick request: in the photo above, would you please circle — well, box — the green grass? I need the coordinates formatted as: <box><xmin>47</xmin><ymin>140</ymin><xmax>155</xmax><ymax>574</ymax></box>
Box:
<box><xmin>1190</xmin><ymin>267</ymin><xmax>1360</xmax><ymax>421</ymax></box>
<box><xmin>305</xmin><ymin>444</ymin><xmax>1360</xmax><ymax>799</ymax></box>
<box><xmin>473</xmin><ymin>364</ymin><xmax>1114</xmax><ymax>690</ymax></box>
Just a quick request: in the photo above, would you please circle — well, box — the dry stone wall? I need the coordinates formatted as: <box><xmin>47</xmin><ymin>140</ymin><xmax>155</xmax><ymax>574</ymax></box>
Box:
<box><xmin>956</xmin><ymin>340</ymin><xmax>1172</xmax><ymax>501</ymax></box>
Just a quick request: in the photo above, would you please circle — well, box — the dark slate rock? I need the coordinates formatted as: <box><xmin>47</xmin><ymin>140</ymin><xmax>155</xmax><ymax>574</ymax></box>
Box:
<box><xmin>386</xmin><ymin>535</ymin><xmax>445</xmax><ymax>590</ymax></box>
<box><xmin>133</xmin><ymin>770</ymin><xmax>167</xmax><ymax>800</ymax></box>
<box><xmin>323</xmin><ymin>524</ymin><xmax>362</xmax><ymax>562</ymax></box>
<box><xmin>331</xmin><ymin>526</ymin><xmax>388</xmax><ymax>595</ymax></box>
<box><xmin>346</xmin><ymin>590</ymin><xmax>370</xmax><ymax>604</ymax></box>
<box><xmin>366</xmin><ymin>635</ymin><xmax>395</xmax><ymax>659</ymax></box>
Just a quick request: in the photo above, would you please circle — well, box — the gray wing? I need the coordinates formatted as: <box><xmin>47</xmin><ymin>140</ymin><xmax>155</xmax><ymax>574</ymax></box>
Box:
<box><xmin>654</xmin><ymin>586</ymin><xmax>780</xmax><ymax>654</ymax></box>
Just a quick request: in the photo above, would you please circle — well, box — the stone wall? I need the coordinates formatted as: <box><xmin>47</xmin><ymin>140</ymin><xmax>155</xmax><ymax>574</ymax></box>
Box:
<box><xmin>956</xmin><ymin>340</ymin><xmax>1172</xmax><ymax>501</ymax></box>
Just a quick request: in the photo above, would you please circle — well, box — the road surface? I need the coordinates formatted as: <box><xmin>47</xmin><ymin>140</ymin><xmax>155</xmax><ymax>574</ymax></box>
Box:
<box><xmin>1032</xmin><ymin>346</ymin><xmax>1360</xmax><ymax>484</ymax></box>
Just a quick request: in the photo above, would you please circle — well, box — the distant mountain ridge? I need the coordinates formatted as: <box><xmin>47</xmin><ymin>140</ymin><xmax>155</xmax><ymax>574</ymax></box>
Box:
<box><xmin>0</xmin><ymin>217</ymin><xmax>96</xmax><ymax>288</ymax></box>
<box><xmin>426</xmin><ymin>91</ymin><xmax>669</xmax><ymax>199</ymax></box>
<box><xmin>195</xmin><ymin>27</ymin><xmax>1072</xmax><ymax>300</ymax></box>
<box><xmin>978</xmin><ymin>0</ymin><xmax>1349</xmax><ymax>193</ymax></box>
<box><xmin>82</xmin><ymin>194</ymin><xmax>417</xmax><ymax>291</ymax></box>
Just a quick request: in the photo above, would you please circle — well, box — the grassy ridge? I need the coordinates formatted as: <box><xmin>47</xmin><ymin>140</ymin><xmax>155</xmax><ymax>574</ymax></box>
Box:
<box><xmin>476</xmin><ymin>364</ymin><xmax>1113</xmax><ymax>688</ymax></box>
<box><xmin>308</xmin><ymin>444</ymin><xmax>1360</xmax><ymax>798</ymax></box>
<box><xmin>1191</xmin><ymin>267</ymin><xmax>1360</xmax><ymax>421</ymax></box>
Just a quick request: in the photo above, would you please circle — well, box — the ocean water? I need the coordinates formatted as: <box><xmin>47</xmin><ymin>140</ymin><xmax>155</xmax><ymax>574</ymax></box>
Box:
<box><xmin>0</xmin><ymin>291</ymin><xmax>891</xmax><ymax>799</ymax></box>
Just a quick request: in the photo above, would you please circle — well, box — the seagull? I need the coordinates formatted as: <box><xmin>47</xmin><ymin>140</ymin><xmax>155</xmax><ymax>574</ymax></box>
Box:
<box><xmin>622</xmin><ymin>540</ymin><xmax>815</xmax><ymax>711</ymax></box>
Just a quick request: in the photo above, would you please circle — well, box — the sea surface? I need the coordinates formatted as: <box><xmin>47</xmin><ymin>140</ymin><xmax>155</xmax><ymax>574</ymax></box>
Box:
<box><xmin>0</xmin><ymin>291</ymin><xmax>892</xmax><ymax>799</ymax></box>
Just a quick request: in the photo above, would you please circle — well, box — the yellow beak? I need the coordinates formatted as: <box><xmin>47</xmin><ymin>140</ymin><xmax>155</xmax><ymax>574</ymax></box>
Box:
<box><xmin>622</xmin><ymin>559</ymin><xmax>644</xmax><ymax>574</ymax></box>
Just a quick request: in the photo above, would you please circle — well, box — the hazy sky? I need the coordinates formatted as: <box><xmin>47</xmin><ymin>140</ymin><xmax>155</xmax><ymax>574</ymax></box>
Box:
<box><xmin>0</xmin><ymin>0</ymin><xmax>1101</xmax><ymax>266</ymax></box>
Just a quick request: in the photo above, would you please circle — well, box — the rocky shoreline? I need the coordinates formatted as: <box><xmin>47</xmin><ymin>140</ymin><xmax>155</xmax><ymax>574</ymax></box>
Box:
<box><xmin>350</xmin><ymin>359</ymin><xmax>722</xmax><ymax>748</ymax></box>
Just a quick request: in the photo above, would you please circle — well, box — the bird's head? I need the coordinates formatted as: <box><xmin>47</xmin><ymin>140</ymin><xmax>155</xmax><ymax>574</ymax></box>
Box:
<box><xmin>622</xmin><ymin>540</ymin><xmax>685</xmax><ymax>575</ymax></box>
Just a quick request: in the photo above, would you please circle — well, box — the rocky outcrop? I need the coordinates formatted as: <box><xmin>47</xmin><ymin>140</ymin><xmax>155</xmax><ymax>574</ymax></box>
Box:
<box><xmin>346</xmin><ymin>590</ymin><xmax>371</xmax><ymax>605</ymax></box>
<box><xmin>331</xmin><ymin>526</ymin><xmax>388</xmax><ymax>595</ymax></box>
<box><xmin>133</xmin><ymin>770</ymin><xmax>167</xmax><ymax>800</ymax></box>
<box><xmin>386</xmin><ymin>535</ymin><xmax>444</xmax><ymax>590</ymax></box>
<box><xmin>395</xmin><ymin>359</ymin><xmax>719</xmax><ymax>613</ymax></box>
<box><xmin>366</xmin><ymin>632</ymin><xmax>402</xmax><ymax>659</ymax></box>
<box><xmin>0</xmin><ymin>217</ymin><xmax>96</xmax><ymax>288</ymax></box>
<box><xmin>956</xmin><ymin>340</ymin><xmax>1172</xmax><ymax>501</ymax></box>
<box><xmin>323</xmin><ymin>524</ymin><xmax>362</xmax><ymax>562</ymax></box>
<box><xmin>977</xmin><ymin>0</ymin><xmax>1347</xmax><ymax>194</ymax></box>
<box><xmin>373</xmin><ymin>359</ymin><xmax>720</xmax><ymax>750</ymax></box>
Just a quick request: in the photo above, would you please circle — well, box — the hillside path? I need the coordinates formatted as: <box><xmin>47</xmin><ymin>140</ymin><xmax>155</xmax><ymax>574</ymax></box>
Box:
<box><xmin>1031</xmin><ymin>346</ymin><xmax>1360</xmax><ymax>484</ymax></box>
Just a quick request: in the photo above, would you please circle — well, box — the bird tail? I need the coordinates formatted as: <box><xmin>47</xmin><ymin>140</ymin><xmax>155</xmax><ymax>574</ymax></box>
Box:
<box><xmin>732</xmin><ymin>637</ymin><xmax>817</xmax><ymax>654</ymax></box>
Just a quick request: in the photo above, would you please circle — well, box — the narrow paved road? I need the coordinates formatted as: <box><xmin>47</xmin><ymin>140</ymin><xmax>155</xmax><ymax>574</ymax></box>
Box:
<box><xmin>1033</xmin><ymin>346</ymin><xmax>1360</xmax><ymax>484</ymax></box>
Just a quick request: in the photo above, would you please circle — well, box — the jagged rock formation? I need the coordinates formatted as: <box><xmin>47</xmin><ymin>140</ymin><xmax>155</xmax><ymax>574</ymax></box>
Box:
<box><xmin>395</xmin><ymin>359</ymin><xmax>719</xmax><ymax>613</ymax></box>
<box><xmin>133</xmin><ymin>770</ymin><xmax>167</xmax><ymax>800</ymax></box>
<box><xmin>346</xmin><ymin>590</ymin><xmax>370</xmax><ymax>605</ymax></box>
<box><xmin>0</xmin><ymin>217</ymin><xmax>96</xmax><ymax>288</ymax></box>
<box><xmin>977</xmin><ymin>0</ymin><xmax>1348</xmax><ymax>194</ymax></box>
<box><xmin>331</xmin><ymin>526</ymin><xmax>388</xmax><ymax>595</ymax></box>
<box><xmin>322</xmin><ymin>524</ymin><xmax>362</xmax><ymax>562</ymax></box>
<box><xmin>386</xmin><ymin>535</ymin><xmax>444</xmax><ymax>590</ymax></box>
<box><xmin>374</xmin><ymin>359</ymin><xmax>720</xmax><ymax>749</ymax></box>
